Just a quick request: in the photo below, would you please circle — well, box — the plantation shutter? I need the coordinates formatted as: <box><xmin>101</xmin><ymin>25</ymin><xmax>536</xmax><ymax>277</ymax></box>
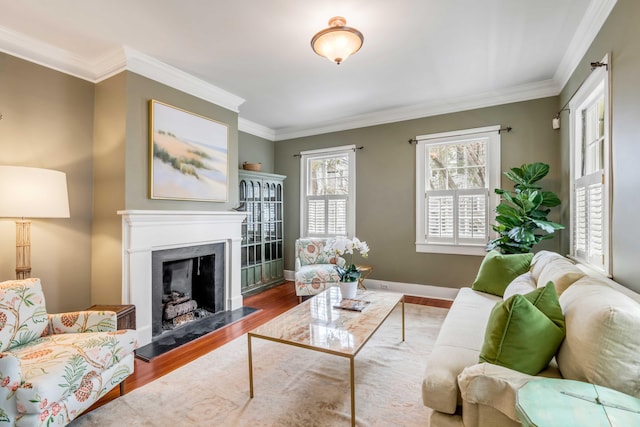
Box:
<box><xmin>574</xmin><ymin>171</ymin><xmax>604</xmax><ymax>269</ymax></box>
<box><xmin>307</xmin><ymin>195</ymin><xmax>348</xmax><ymax>236</ymax></box>
<box><xmin>425</xmin><ymin>189</ymin><xmax>487</xmax><ymax>244</ymax></box>
<box><xmin>426</xmin><ymin>191</ymin><xmax>454</xmax><ymax>242</ymax></box>
<box><xmin>457</xmin><ymin>189</ymin><xmax>487</xmax><ymax>244</ymax></box>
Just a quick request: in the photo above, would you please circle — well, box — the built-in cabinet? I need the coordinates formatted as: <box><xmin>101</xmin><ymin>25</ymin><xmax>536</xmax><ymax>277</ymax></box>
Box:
<box><xmin>239</xmin><ymin>170</ymin><xmax>286</xmax><ymax>295</ymax></box>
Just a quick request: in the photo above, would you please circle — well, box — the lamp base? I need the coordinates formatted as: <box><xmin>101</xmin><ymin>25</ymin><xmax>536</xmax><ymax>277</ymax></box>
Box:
<box><xmin>16</xmin><ymin>219</ymin><xmax>31</xmax><ymax>279</ymax></box>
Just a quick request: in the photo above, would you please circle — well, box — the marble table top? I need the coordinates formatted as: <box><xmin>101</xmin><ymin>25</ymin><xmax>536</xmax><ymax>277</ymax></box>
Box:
<box><xmin>249</xmin><ymin>287</ymin><xmax>403</xmax><ymax>357</ymax></box>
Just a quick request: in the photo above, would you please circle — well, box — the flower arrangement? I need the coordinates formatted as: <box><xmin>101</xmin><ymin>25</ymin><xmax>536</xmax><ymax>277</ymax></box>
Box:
<box><xmin>324</xmin><ymin>237</ymin><xmax>370</xmax><ymax>282</ymax></box>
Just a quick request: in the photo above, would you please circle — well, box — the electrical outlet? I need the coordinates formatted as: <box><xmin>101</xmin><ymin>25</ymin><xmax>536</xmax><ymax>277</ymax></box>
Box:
<box><xmin>380</xmin><ymin>284</ymin><xmax>389</xmax><ymax>289</ymax></box>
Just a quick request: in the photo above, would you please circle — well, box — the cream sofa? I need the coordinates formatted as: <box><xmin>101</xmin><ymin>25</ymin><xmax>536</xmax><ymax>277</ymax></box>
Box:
<box><xmin>422</xmin><ymin>251</ymin><xmax>640</xmax><ymax>427</ymax></box>
<box><xmin>0</xmin><ymin>278</ymin><xmax>138</xmax><ymax>427</ymax></box>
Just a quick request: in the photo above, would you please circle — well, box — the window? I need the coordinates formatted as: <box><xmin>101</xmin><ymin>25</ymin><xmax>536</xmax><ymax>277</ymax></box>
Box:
<box><xmin>415</xmin><ymin>126</ymin><xmax>501</xmax><ymax>255</ymax></box>
<box><xmin>569</xmin><ymin>54</ymin><xmax>611</xmax><ymax>275</ymax></box>
<box><xmin>300</xmin><ymin>145</ymin><xmax>355</xmax><ymax>238</ymax></box>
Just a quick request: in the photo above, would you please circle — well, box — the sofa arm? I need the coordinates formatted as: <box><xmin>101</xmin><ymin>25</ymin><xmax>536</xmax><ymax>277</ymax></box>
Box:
<box><xmin>458</xmin><ymin>363</ymin><xmax>538</xmax><ymax>423</ymax></box>
<box><xmin>0</xmin><ymin>352</ymin><xmax>22</xmax><ymax>421</ymax></box>
<box><xmin>47</xmin><ymin>310</ymin><xmax>117</xmax><ymax>334</ymax></box>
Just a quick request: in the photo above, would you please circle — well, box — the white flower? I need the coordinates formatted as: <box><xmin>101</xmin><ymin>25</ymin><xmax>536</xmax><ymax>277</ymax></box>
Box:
<box><xmin>323</xmin><ymin>236</ymin><xmax>370</xmax><ymax>282</ymax></box>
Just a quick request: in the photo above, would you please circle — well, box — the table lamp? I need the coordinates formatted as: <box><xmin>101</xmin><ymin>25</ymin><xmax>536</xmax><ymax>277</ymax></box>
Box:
<box><xmin>0</xmin><ymin>166</ymin><xmax>70</xmax><ymax>279</ymax></box>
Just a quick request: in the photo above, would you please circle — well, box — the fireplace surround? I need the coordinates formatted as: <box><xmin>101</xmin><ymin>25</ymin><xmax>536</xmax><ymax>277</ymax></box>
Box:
<box><xmin>119</xmin><ymin>210</ymin><xmax>247</xmax><ymax>346</ymax></box>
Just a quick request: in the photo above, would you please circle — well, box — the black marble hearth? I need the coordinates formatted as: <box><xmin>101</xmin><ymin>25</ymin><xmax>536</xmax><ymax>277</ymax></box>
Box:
<box><xmin>135</xmin><ymin>306</ymin><xmax>259</xmax><ymax>361</ymax></box>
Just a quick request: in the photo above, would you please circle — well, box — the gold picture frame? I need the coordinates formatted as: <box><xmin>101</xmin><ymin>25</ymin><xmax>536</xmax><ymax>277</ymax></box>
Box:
<box><xmin>149</xmin><ymin>100</ymin><xmax>229</xmax><ymax>202</ymax></box>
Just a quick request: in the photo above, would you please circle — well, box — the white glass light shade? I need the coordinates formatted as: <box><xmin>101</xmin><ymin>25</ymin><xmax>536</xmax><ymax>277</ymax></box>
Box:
<box><xmin>311</xmin><ymin>16</ymin><xmax>364</xmax><ymax>65</ymax></box>
<box><xmin>0</xmin><ymin>166</ymin><xmax>70</xmax><ymax>218</ymax></box>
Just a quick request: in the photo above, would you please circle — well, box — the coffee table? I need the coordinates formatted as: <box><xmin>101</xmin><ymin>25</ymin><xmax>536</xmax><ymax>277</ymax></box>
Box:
<box><xmin>247</xmin><ymin>287</ymin><xmax>404</xmax><ymax>427</ymax></box>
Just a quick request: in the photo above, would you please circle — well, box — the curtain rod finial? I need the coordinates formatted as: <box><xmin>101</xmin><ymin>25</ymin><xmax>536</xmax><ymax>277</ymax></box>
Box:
<box><xmin>590</xmin><ymin>61</ymin><xmax>608</xmax><ymax>70</ymax></box>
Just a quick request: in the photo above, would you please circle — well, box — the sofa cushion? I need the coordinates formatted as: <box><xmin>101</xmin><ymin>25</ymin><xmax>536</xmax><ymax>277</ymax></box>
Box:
<box><xmin>557</xmin><ymin>279</ymin><xmax>640</xmax><ymax>398</ymax></box>
<box><xmin>530</xmin><ymin>251</ymin><xmax>585</xmax><ymax>295</ymax></box>
<box><xmin>0</xmin><ymin>278</ymin><xmax>49</xmax><ymax>351</ymax></box>
<box><xmin>295</xmin><ymin>264</ymin><xmax>341</xmax><ymax>285</ymax></box>
<box><xmin>12</xmin><ymin>329</ymin><xmax>138</xmax><ymax>413</ymax></box>
<box><xmin>502</xmin><ymin>272</ymin><xmax>537</xmax><ymax>300</ymax></box>
<box><xmin>479</xmin><ymin>283</ymin><xmax>565</xmax><ymax>375</ymax></box>
<box><xmin>422</xmin><ymin>288</ymin><xmax>501</xmax><ymax>414</ymax></box>
<box><xmin>471</xmin><ymin>251</ymin><xmax>533</xmax><ymax>297</ymax></box>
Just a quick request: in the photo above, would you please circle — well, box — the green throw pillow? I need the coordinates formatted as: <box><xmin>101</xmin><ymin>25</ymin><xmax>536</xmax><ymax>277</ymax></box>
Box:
<box><xmin>471</xmin><ymin>250</ymin><xmax>534</xmax><ymax>296</ymax></box>
<box><xmin>522</xmin><ymin>281</ymin><xmax>565</xmax><ymax>330</ymax></box>
<box><xmin>479</xmin><ymin>282</ymin><xmax>566</xmax><ymax>375</ymax></box>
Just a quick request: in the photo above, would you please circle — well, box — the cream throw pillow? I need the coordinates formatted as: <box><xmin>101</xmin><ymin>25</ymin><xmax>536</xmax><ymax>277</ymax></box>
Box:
<box><xmin>557</xmin><ymin>279</ymin><xmax>640</xmax><ymax>398</ymax></box>
<box><xmin>502</xmin><ymin>272</ymin><xmax>537</xmax><ymax>300</ymax></box>
<box><xmin>530</xmin><ymin>251</ymin><xmax>585</xmax><ymax>296</ymax></box>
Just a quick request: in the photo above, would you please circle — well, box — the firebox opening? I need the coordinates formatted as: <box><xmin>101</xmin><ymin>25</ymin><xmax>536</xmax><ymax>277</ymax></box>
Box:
<box><xmin>151</xmin><ymin>243</ymin><xmax>226</xmax><ymax>339</ymax></box>
<box><xmin>162</xmin><ymin>255</ymin><xmax>216</xmax><ymax>331</ymax></box>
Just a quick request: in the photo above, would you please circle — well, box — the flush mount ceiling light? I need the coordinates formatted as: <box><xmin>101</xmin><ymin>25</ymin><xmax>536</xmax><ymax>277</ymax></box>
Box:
<box><xmin>311</xmin><ymin>16</ymin><xmax>364</xmax><ymax>65</ymax></box>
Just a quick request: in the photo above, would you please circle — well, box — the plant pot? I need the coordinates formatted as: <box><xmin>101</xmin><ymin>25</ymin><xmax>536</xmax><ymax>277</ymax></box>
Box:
<box><xmin>339</xmin><ymin>281</ymin><xmax>358</xmax><ymax>299</ymax></box>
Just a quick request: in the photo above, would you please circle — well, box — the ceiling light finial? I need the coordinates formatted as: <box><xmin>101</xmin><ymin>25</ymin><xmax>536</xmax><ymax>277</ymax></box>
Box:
<box><xmin>311</xmin><ymin>16</ymin><xmax>364</xmax><ymax>65</ymax></box>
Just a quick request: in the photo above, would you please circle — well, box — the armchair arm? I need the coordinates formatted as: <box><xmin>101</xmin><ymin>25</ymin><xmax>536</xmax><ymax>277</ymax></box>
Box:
<box><xmin>47</xmin><ymin>310</ymin><xmax>117</xmax><ymax>335</ymax></box>
<box><xmin>0</xmin><ymin>351</ymin><xmax>22</xmax><ymax>420</ymax></box>
<box><xmin>458</xmin><ymin>363</ymin><xmax>539</xmax><ymax>422</ymax></box>
<box><xmin>295</xmin><ymin>257</ymin><xmax>302</xmax><ymax>272</ymax></box>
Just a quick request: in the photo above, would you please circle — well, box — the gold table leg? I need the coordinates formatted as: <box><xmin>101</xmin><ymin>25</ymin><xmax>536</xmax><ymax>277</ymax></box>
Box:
<box><xmin>355</xmin><ymin>265</ymin><xmax>373</xmax><ymax>289</ymax></box>
<box><xmin>402</xmin><ymin>297</ymin><xmax>405</xmax><ymax>342</ymax></box>
<box><xmin>350</xmin><ymin>356</ymin><xmax>356</xmax><ymax>427</ymax></box>
<box><xmin>248</xmin><ymin>334</ymin><xmax>254</xmax><ymax>398</ymax></box>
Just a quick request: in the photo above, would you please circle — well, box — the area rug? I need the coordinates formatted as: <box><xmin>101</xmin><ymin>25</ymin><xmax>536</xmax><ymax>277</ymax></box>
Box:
<box><xmin>70</xmin><ymin>303</ymin><xmax>447</xmax><ymax>426</ymax></box>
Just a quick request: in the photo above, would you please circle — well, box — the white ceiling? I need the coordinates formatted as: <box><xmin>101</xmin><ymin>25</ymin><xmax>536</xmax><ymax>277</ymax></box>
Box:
<box><xmin>0</xmin><ymin>0</ymin><xmax>616</xmax><ymax>140</ymax></box>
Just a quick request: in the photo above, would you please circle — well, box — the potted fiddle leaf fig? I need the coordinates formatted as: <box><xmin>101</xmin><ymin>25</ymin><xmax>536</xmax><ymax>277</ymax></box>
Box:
<box><xmin>487</xmin><ymin>162</ymin><xmax>564</xmax><ymax>254</ymax></box>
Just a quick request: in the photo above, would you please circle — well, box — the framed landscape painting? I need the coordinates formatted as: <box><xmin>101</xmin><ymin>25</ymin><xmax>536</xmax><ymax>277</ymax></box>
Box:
<box><xmin>149</xmin><ymin>100</ymin><xmax>229</xmax><ymax>202</ymax></box>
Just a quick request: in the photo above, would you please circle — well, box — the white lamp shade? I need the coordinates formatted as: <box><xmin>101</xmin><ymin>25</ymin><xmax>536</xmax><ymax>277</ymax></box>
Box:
<box><xmin>0</xmin><ymin>166</ymin><xmax>70</xmax><ymax>218</ymax></box>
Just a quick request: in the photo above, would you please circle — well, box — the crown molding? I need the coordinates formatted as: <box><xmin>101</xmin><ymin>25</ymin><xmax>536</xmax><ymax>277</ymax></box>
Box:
<box><xmin>122</xmin><ymin>47</ymin><xmax>245</xmax><ymax>112</ymax></box>
<box><xmin>273</xmin><ymin>79</ymin><xmax>560</xmax><ymax>141</ymax></box>
<box><xmin>0</xmin><ymin>26</ymin><xmax>245</xmax><ymax>112</ymax></box>
<box><xmin>238</xmin><ymin>118</ymin><xmax>276</xmax><ymax>140</ymax></box>
<box><xmin>553</xmin><ymin>0</ymin><xmax>618</xmax><ymax>89</ymax></box>
<box><xmin>0</xmin><ymin>26</ymin><xmax>96</xmax><ymax>82</ymax></box>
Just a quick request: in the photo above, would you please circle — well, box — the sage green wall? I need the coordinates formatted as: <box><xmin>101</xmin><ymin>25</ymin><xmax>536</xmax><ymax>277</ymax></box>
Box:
<box><xmin>91</xmin><ymin>73</ymin><xmax>127</xmax><ymax>304</ymax></box>
<box><xmin>90</xmin><ymin>71</ymin><xmax>240</xmax><ymax>304</ymax></box>
<box><xmin>559</xmin><ymin>0</ymin><xmax>640</xmax><ymax>293</ymax></box>
<box><xmin>275</xmin><ymin>97</ymin><xmax>561</xmax><ymax>288</ymax></box>
<box><xmin>239</xmin><ymin>131</ymin><xmax>275</xmax><ymax>174</ymax></box>
<box><xmin>0</xmin><ymin>53</ymin><xmax>95</xmax><ymax>312</ymax></box>
<box><xmin>124</xmin><ymin>72</ymin><xmax>239</xmax><ymax>210</ymax></box>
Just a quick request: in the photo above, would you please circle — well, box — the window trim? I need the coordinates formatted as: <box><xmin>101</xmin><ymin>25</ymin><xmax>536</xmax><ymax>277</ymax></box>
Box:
<box><xmin>569</xmin><ymin>53</ymin><xmax>611</xmax><ymax>276</ymax></box>
<box><xmin>415</xmin><ymin>125</ymin><xmax>501</xmax><ymax>255</ymax></box>
<box><xmin>300</xmin><ymin>145</ymin><xmax>356</xmax><ymax>238</ymax></box>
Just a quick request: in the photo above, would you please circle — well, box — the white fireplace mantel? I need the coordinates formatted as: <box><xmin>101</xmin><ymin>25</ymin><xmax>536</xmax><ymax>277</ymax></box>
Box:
<box><xmin>118</xmin><ymin>210</ymin><xmax>247</xmax><ymax>346</ymax></box>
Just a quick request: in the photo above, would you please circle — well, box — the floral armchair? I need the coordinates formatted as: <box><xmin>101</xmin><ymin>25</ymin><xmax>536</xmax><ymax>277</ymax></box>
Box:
<box><xmin>294</xmin><ymin>238</ymin><xmax>345</xmax><ymax>301</ymax></box>
<box><xmin>0</xmin><ymin>278</ymin><xmax>138</xmax><ymax>427</ymax></box>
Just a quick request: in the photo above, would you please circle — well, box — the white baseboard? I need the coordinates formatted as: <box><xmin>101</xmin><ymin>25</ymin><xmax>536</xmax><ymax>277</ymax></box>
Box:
<box><xmin>283</xmin><ymin>270</ymin><xmax>458</xmax><ymax>301</ymax></box>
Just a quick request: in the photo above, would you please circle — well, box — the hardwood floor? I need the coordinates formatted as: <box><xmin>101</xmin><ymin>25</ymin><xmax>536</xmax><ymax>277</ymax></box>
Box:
<box><xmin>89</xmin><ymin>281</ymin><xmax>452</xmax><ymax>412</ymax></box>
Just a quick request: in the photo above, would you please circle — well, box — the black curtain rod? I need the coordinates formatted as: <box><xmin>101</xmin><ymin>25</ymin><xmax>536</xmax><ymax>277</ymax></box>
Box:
<box><xmin>293</xmin><ymin>146</ymin><xmax>364</xmax><ymax>157</ymax></box>
<box><xmin>554</xmin><ymin>61</ymin><xmax>608</xmax><ymax>119</ymax></box>
<box><xmin>407</xmin><ymin>126</ymin><xmax>512</xmax><ymax>144</ymax></box>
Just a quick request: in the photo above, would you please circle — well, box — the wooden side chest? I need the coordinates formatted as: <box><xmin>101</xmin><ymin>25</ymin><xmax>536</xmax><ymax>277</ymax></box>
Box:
<box><xmin>87</xmin><ymin>304</ymin><xmax>136</xmax><ymax>330</ymax></box>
